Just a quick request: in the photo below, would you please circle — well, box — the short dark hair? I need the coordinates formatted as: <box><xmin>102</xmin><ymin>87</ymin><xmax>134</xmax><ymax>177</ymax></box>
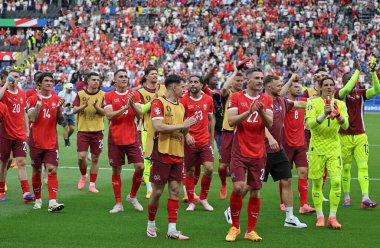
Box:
<box><xmin>8</xmin><ymin>69</ymin><xmax>21</xmax><ymax>75</ymax></box>
<box><xmin>140</xmin><ymin>76</ymin><xmax>147</xmax><ymax>85</ymax></box>
<box><xmin>165</xmin><ymin>74</ymin><xmax>185</xmax><ymax>88</ymax></box>
<box><xmin>34</xmin><ymin>71</ymin><xmax>42</xmax><ymax>82</ymax></box>
<box><xmin>145</xmin><ymin>66</ymin><xmax>157</xmax><ymax>76</ymax></box>
<box><xmin>0</xmin><ymin>70</ymin><xmax>8</xmax><ymax>80</ymax></box>
<box><xmin>235</xmin><ymin>72</ymin><xmax>244</xmax><ymax>77</ymax></box>
<box><xmin>263</xmin><ymin>75</ymin><xmax>280</xmax><ymax>87</ymax></box>
<box><xmin>36</xmin><ymin>72</ymin><xmax>53</xmax><ymax>84</ymax></box>
<box><xmin>315</xmin><ymin>67</ymin><xmax>327</xmax><ymax>74</ymax></box>
<box><xmin>114</xmin><ymin>69</ymin><xmax>128</xmax><ymax>78</ymax></box>
<box><xmin>86</xmin><ymin>72</ymin><xmax>100</xmax><ymax>81</ymax></box>
<box><xmin>318</xmin><ymin>76</ymin><xmax>335</xmax><ymax>88</ymax></box>
<box><xmin>246</xmin><ymin>67</ymin><xmax>263</xmax><ymax>78</ymax></box>
<box><xmin>342</xmin><ymin>72</ymin><xmax>352</xmax><ymax>85</ymax></box>
<box><xmin>188</xmin><ymin>75</ymin><xmax>204</xmax><ymax>85</ymax></box>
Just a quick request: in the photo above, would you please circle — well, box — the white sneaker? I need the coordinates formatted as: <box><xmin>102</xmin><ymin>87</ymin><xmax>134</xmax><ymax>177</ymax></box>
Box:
<box><xmin>186</xmin><ymin>203</ymin><xmax>196</xmax><ymax>212</ymax></box>
<box><xmin>284</xmin><ymin>215</ymin><xmax>307</xmax><ymax>228</ymax></box>
<box><xmin>127</xmin><ymin>194</ymin><xmax>143</xmax><ymax>212</ymax></box>
<box><xmin>147</xmin><ymin>225</ymin><xmax>157</xmax><ymax>238</ymax></box>
<box><xmin>199</xmin><ymin>199</ymin><xmax>214</xmax><ymax>211</ymax></box>
<box><xmin>323</xmin><ymin>195</ymin><xmax>329</xmax><ymax>202</ymax></box>
<box><xmin>33</xmin><ymin>199</ymin><xmax>42</xmax><ymax>209</ymax></box>
<box><xmin>109</xmin><ymin>204</ymin><xmax>124</xmax><ymax>213</ymax></box>
<box><xmin>166</xmin><ymin>230</ymin><xmax>189</xmax><ymax>240</ymax></box>
<box><xmin>48</xmin><ymin>202</ymin><xmax>64</xmax><ymax>212</ymax></box>
<box><xmin>224</xmin><ymin>207</ymin><xmax>232</xmax><ymax>224</ymax></box>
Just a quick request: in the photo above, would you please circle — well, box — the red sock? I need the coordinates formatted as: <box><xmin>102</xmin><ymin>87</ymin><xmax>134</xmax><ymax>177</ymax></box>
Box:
<box><xmin>247</xmin><ymin>197</ymin><xmax>261</xmax><ymax>232</ymax></box>
<box><xmin>32</xmin><ymin>175</ymin><xmax>42</xmax><ymax>199</ymax></box>
<box><xmin>182</xmin><ymin>167</ymin><xmax>187</xmax><ymax>186</ymax></box>
<box><xmin>194</xmin><ymin>165</ymin><xmax>201</xmax><ymax>186</ymax></box>
<box><xmin>0</xmin><ymin>181</ymin><xmax>5</xmax><ymax>194</ymax></box>
<box><xmin>148</xmin><ymin>204</ymin><xmax>159</xmax><ymax>221</ymax></box>
<box><xmin>47</xmin><ymin>174</ymin><xmax>58</xmax><ymax>200</ymax></box>
<box><xmin>90</xmin><ymin>173</ymin><xmax>97</xmax><ymax>183</ymax></box>
<box><xmin>167</xmin><ymin>198</ymin><xmax>179</xmax><ymax>223</ymax></box>
<box><xmin>218</xmin><ymin>167</ymin><xmax>227</xmax><ymax>186</ymax></box>
<box><xmin>130</xmin><ymin>172</ymin><xmax>143</xmax><ymax>198</ymax></box>
<box><xmin>279</xmin><ymin>181</ymin><xmax>283</xmax><ymax>205</ymax></box>
<box><xmin>112</xmin><ymin>175</ymin><xmax>122</xmax><ymax>204</ymax></box>
<box><xmin>200</xmin><ymin>175</ymin><xmax>212</xmax><ymax>200</ymax></box>
<box><xmin>322</xmin><ymin>168</ymin><xmax>328</xmax><ymax>188</ymax></box>
<box><xmin>20</xmin><ymin>180</ymin><xmax>31</xmax><ymax>194</ymax></box>
<box><xmin>298</xmin><ymin>178</ymin><xmax>309</xmax><ymax>206</ymax></box>
<box><xmin>230</xmin><ymin>191</ymin><xmax>243</xmax><ymax>229</ymax></box>
<box><xmin>185</xmin><ymin>175</ymin><xmax>195</xmax><ymax>203</ymax></box>
<box><xmin>80</xmin><ymin>168</ymin><xmax>87</xmax><ymax>176</ymax></box>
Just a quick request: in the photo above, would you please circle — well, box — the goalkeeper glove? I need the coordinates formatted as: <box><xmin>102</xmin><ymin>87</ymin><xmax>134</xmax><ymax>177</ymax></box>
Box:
<box><xmin>330</xmin><ymin>101</ymin><xmax>343</xmax><ymax>121</ymax></box>
<box><xmin>368</xmin><ymin>56</ymin><xmax>378</xmax><ymax>72</ymax></box>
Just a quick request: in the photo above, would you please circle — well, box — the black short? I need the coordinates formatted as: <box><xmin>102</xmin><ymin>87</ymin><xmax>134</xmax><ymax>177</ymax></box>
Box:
<box><xmin>263</xmin><ymin>149</ymin><xmax>292</xmax><ymax>182</ymax></box>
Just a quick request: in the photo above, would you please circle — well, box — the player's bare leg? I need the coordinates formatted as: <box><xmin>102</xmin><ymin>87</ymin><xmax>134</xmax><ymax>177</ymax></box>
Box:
<box><xmin>297</xmin><ymin>167</ymin><xmax>315</xmax><ymax>214</ymax></box>
<box><xmin>16</xmin><ymin>156</ymin><xmax>34</xmax><ymax>202</ymax></box>
<box><xmin>126</xmin><ymin>162</ymin><xmax>144</xmax><ymax>211</ymax></box>
<box><xmin>281</xmin><ymin>178</ymin><xmax>307</xmax><ymax>228</ymax></box>
<box><xmin>77</xmin><ymin>151</ymin><xmax>88</xmax><ymax>190</ymax></box>
<box><xmin>218</xmin><ymin>162</ymin><xmax>228</xmax><ymax>199</ymax></box>
<box><xmin>88</xmin><ymin>154</ymin><xmax>100</xmax><ymax>193</ymax></box>
<box><xmin>110</xmin><ymin>165</ymin><xmax>124</xmax><ymax>213</ymax></box>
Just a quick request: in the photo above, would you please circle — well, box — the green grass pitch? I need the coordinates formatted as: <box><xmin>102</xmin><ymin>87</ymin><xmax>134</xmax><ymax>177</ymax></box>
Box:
<box><xmin>1</xmin><ymin>114</ymin><xmax>379</xmax><ymax>247</ymax></box>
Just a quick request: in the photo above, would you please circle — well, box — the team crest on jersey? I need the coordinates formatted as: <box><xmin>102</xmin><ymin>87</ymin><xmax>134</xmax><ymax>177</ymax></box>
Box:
<box><xmin>154</xmin><ymin>107</ymin><xmax>161</xmax><ymax>115</ymax></box>
<box><xmin>203</xmin><ymin>104</ymin><xmax>207</xmax><ymax>110</ymax></box>
<box><xmin>114</xmin><ymin>98</ymin><xmax>120</xmax><ymax>103</ymax></box>
<box><xmin>188</xmin><ymin>105</ymin><xmax>194</xmax><ymax>109</ymax></box>
<box><xmin>308</xmin><ymin>105</ymin><xmax>312</xmax><ymax>111</ymax></box>
<box><xmin>241</xmin><ymin>102</ymin><xmax>248</xmax><ymax>107</ymax></box>
<box><xmin>52</xmin><ymin>103</ymin><xmax>56</xmax><ymax>108</ymax></box>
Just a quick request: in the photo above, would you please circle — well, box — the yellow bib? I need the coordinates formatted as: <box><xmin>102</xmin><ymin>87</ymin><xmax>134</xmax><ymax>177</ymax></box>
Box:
<box><xmin>77</xmin><ymin>90</ymin><xmax>105</xmax><ymax>132</ymax></box>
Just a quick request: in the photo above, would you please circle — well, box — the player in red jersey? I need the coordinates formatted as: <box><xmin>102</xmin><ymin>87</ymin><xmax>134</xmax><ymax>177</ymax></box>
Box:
<box><xmin>0</xmin><ymin>70</ymin><xmax>34</xmax><ymax>203</ymax></box>
<box><xmin>146</xmin><ymin>74</ymin><xmax>198</xmax><ymax>240</ymax></box>
<box><xmin>263</xmin><ymin>75</ymin><xmax>307</xmax><ymax>228</ymax></box>
<box><xmin>281</xmin><ymin>78</ymin><xmax>316</xmax><ymax>214</ymax></box>
<box><xmin>225</xmin><ymin>68</ymin><xmax>273</xmax><ymax>242</ymax></box>
<box><xmin>180</xmin><ymin>75</ymin><xmax>215</xmax><ymax>212</ymax></box>
<box><xmin>104</xmin><ymin>69</ymin><xmax>145</xmax><ymax>213</ymax></box>
<box><xmin>26</xmin><ymin>71</ymin><xmax>56</xmax><ymax>99</ymax></box>
<box><xmin>27</xmin><ymin>72</ymin><xmax>65</xmax><ymax>212</ymax></box>
<box><xmin>218</xmin><ymin>66</ymin><xmax>244</xmax><ymax>200</ymax></box>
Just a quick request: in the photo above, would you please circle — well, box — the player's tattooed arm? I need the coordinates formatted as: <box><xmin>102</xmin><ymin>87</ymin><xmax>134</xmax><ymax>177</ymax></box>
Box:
<box><xmin>56</xmin><ymin>98</ymin><xmax>65</xmax><ymax>125</ymax></box>
<box><xmin>221</xmin><ymin>62</ymin><xmax>237</xmax><ymax>97</ymax></box>
<box><xmin>265</xmin><ymin>127</ymin><xmax>280</xmax><ymax>151</ymax></box>
<box><xmin>208</xmin><ymin>113</ymin><xmax>215</xmax><ymax>148</ymax></box>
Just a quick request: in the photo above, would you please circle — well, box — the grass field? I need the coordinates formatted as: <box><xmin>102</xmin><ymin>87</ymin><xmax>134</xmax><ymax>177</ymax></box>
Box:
<box><xmin>1</xmin><ymin>114</ymin><xmax>379</xmax><ymax>248</ymax></box>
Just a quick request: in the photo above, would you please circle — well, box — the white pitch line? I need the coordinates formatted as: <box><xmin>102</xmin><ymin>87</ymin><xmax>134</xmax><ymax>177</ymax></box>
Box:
<box><xmin>369</xmin><ymin>144</ymin><xmax>380</xmax><ymax>147</ymax></box>
<box><xmin>59</xmin><ymin>166</ymin><xmax>380</xmax><ymax>181</ymax></box>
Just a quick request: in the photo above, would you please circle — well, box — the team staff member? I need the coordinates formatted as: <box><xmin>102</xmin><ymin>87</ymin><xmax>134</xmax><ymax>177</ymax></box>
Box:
<box><xmin>145</xmin><ymin>74</ymin><xmax>198</xmax><ymax>240</ymax></box>
<box><xmin>306</xmin><ymin>77</ymin><xmax>349</xmax><ymax>229</ymax></box>
<box><xmin>58</xmin><ymin>82</ymin><xmax>77</xmax><ymax>147</ymax></box>
<box><xmin>27</xmin><ymin>72</ymin><xmax>66</xmax><ymax>211</ymax></box>
<box><xmin>104</xmin><ymin>69</ymin><xmax>145</xmax><ymax>213</ymax></box>
<box><xmin>0</xmin><ymin>70</ymin><xmax>34</xmax><ymax>203</ymax></box>
<box><xmin>73</xmin><ymin>72</ymin><xmax>106</xmax><ymax>193</ymax></box>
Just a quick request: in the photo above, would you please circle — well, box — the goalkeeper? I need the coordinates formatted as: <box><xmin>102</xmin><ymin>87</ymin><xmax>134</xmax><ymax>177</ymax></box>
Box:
<box><xmin>306</xmin><ymin>77</ymin><xmax>349</xmax><ymax>229</ymax></box>
<box><xmin>335</xmin><ymin>57</ymin><xmax>379</xmax><ymax>209</ymax></box>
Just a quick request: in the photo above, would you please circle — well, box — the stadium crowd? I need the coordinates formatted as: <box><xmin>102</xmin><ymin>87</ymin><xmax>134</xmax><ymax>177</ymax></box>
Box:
<box><xmin>6</xmin><ymin>0</ymin><xmax>380</xmax><ymax>91</ymax></box>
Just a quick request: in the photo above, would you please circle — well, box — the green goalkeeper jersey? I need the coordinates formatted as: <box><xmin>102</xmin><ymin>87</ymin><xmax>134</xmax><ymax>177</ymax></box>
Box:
<box><xmin>306</xmin><ymin>97</ymin><xmax>349</xmax><ymax>156</ymax></box>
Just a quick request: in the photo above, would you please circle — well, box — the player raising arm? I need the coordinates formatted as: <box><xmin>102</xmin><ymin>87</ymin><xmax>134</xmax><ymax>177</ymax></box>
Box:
<box><xmin>306</xmin><ymin>77</ymin><xmax>349</xmax><ymax>229</ymax></box>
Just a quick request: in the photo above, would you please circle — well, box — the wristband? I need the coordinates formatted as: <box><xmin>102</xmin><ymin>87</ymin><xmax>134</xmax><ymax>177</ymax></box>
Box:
<box><xmin>336</xmin><ymin>114</ymin><xmax>343</xmax><ymax>122</ymax></box>
<box><xmin>316</xmin><ymin>113</ymin><xmax>326</xmax><ymax>124</ymax></box>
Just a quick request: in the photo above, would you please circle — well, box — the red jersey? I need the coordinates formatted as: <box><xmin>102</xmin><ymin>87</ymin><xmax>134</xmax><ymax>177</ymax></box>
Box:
<box><xmin>228</xmin><ymin>92</ymin><xmax>273</xmax><ymax>158</ymax></box>
<box><xmin>284</xmin><ymin>98</ymin><xmax>306</xmax><ymax>147</ymax></box>
<box><xmin>26</xmin><ymin>88</ymin><xmax>56</xmax><ymax>99</ymax></box>
<box><xmin>75</xmin><ymin>81</ymin><xmax>88</xmax><ymax>92</ymax></box>
<box><xmin>180</xmin><ymin>93</ymin><xmax>214</xmax><ymax>147</ymax></box>
<box><xmin>335</xmin><ymin>89</ymin><xmax>366</xmax><ymax>135</ymax></box>
<box><xmin>265</xmin><ymin>97</ymin><xmax>294</xmax><ymax>153</ymax></box>
<box><xmin>150</xmin><ymin>98</ymin><xmax>184</xmax><ymax>164</ymax></box>
<box><xmin>0</xmin><ymin>88</ymin><xmax>26</xmax><ymax>140</ymax></box>
<box><xmin>0</xmin><ymin>102</ymin><xmax>6</xmax><ymax>121</ymax></box>
<box><xmin>104</xmin><ymin>90</ymin><xmax>141</xmax><ymax>146</ymax></box>
<box><xmin>26</xmin><ymin>94</ymin><xmax>61</xmax><ymax>149</ymax></box>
